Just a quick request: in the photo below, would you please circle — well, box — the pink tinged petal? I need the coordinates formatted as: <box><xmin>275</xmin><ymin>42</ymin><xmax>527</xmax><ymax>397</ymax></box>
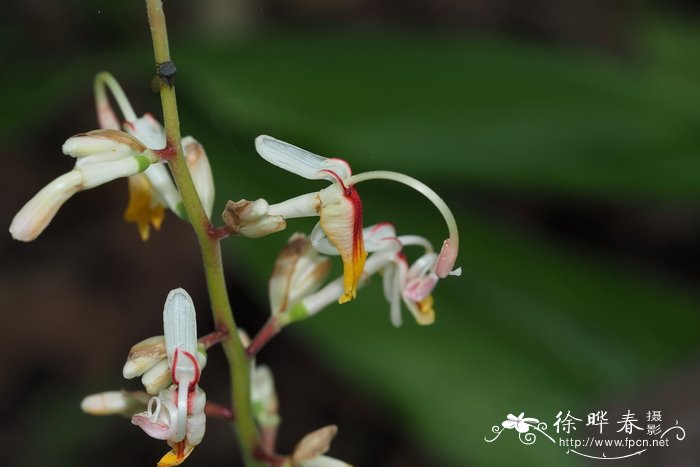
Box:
<box><xmin>132</xmin><ymin>397</ymin><xmax>177</xmax><ymax>441</ymax></box>
<box><xmin>363</xmin><ymin>222</ymin><xmax>400</xmax><ymax>253</ymax></box>
<box><xmin>318</xmin><ymin>184</ymin><xmax>367</xmax><ymax>304</ymax></box>
<box><xmin>124</xmin><ymin>113</ymin><xmax>166</xmax><ymax>150</ymax></box>
<box><xmin>132</xmin><ymin>412</ymin><xmax>176</xmax><ymax>440</ymax></box>
<box><xmin>255</xmin><ymin>135</ymin><xmax>352</xmax><ymax>182</ymax></box>
<box><xmin>186</xmin><ymin>388</ymin><xmax>207</xmax><ymax>446</ymax></box>
<box><xmin>403</xmin><ymin>274</ymin><xmax>438</xmax><ymax>302</ymax></box>
<box><xmin>435</xmin><ymin>238</ymin><xmax>460</xmax><ymax>278</ymax></box>
<box><xmin>97</xmin><ymin>103</ymin><xmax>121</xmax><ymax>131</ymax></box>
<box><xmin>9</xmin><ymin>171</ymin><xmax>82</xmax><ymax>242</ymax></box>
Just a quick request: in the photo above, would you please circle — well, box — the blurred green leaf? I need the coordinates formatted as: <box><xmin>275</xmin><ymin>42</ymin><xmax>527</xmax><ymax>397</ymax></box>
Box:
<box><xmin>178</xmin><ymin>32</ymin><xmax>700</xmax><ymax>201</ymax></box>
<box><xmin>169</xmin><ymin>31</ymin><xmax>700</xmax><ymax>466</ymax></box>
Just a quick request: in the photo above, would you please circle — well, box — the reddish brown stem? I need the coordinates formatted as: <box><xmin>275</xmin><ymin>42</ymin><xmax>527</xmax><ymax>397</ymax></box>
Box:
<box><xmin>198</xmin><ymin>327</ymin><xmax>229</xmax><ymax>350</ymax></box>
<box><xmin>247</xmin><ymin>318</ymin><xmax>281</xmax><ymax>358</ymax></box>
<box><xmin>205</xmin><ymin>401</ymin><xmax>234</xmax><ymax>420</ymax></box>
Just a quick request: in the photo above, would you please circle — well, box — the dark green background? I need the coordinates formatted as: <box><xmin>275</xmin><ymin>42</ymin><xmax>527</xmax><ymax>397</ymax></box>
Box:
<box><xmin>2</xmin><ymin>1</ymin><xmax>700</xmax><ymax>466</ymax></box>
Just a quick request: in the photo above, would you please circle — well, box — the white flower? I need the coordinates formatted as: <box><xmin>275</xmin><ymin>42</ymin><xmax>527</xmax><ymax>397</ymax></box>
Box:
<box><xmin>130</xmin><ymin>288</ymin><xmax>206</xmax><ymax>466</ymax></box>
<box><xmin>9</xmin><ymin>130</ymin><xmax>157</xmax><ymax>241</ymax></box>
<box><xmin>229</xmin><ymin>135</ymin><xmax>460</xmax><ymax>305</ymax></box>
<box><xmin>95</xmin><ymin>73</ymin><xmax>215</xmax><ymax>240</ymax></box>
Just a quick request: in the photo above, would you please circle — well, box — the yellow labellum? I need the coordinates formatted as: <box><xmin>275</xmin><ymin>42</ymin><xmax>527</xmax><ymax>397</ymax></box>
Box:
<box><xmin>157</xmin><ymin>442</ymin><xmax>194</xmax><ymax>467</ymax></box>
<box><xmin>124</xmin><ymin>173</ymin><xmax>165</xmax><ymax>241</ymax></box>
<box><xmin>416</xmin><ymin>295</ymin><xmax>435</xmax><ymax>325</ymax></box>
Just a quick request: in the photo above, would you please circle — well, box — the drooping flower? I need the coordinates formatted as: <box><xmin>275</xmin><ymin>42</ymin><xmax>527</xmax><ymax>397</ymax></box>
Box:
<box><xmin>254</xmin><ymin>135</ymin><xmax>367</xmax><ymax>304</ymax></box>
<box><xmin>94</xmin><ymin>72</ymin><xmax>215</xmax><ymax>240</ymax></box>
<box><xmin>9</xmin><ymin>130</ymin><xmax>158</xmax><ymax>241</ymax></box>
<box><xmin>130</xmin><ymin>288</ymin><xmax>206</xmax><ymax>466</ymax></box>
<box><xmin>227</xmin><ymin>135</ymin><xmax>460</xmax><ymax>305</ymax></box>
<box><xmin>297</xmin><ymin>223</ymin><xmax>448</xmax><ymax>327</ymax></box>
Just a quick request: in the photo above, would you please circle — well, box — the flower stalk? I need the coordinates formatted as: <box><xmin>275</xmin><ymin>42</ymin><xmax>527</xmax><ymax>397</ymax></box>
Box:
<box><xmin>144</xmin><ymin>1</ymin><xmax>263</xmax><ymax>465</ymax></box>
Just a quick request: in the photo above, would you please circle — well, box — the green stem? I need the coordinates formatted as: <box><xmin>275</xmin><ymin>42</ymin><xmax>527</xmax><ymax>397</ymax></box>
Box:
<box><xmin>145</xmin><ymin>1</ymin><xmax>263</xmax><ymax>465</ymax></box>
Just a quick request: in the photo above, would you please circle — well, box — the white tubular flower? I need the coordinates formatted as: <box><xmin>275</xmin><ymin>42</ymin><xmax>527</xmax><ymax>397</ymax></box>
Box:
<box><xmin>131</xmin><ymin>288</ymin><xmax>206</xmax><ymax>467</ymax></box>
<box><xmin>9</xmin><ymin>130</ymin><xmax>157</xmax><ymax>242</ymax></box>
<box><xmin>251</xmin><ymin>135</ymin><xmax>460</xmax><ymax>304</ymax></box>
<box><xmin>80</xmin><ymin>390</ymin><xmax>151</xmax><ymax>417</ymax></box>
<box><xmin>94</xmin><ymin>72</ymin><xmax>215</xmax><ymax>241</ymax></box>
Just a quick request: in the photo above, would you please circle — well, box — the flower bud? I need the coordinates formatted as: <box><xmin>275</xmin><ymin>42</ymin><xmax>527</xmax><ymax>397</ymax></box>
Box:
<box><xmin>269</xmin><ymin>234</ymin><xmax>331</xmax><ymax>321</ymax></box>
<box><xmin>183</xmin><ymin>136</ymin><xmax>215</xmax><ymax>217</ymax></box>
<box><xmin>251</xmin><ymin>365</ymin><xmax>280</xmax><ymax>428</ymax></box>
<box><xmin>223</xmin><ymin>199</ymin><xmax>287</xmax><ymax>238</ymax></box>
<box><xmin>64</xmin><ymin>129</ymin><xmax>147</xmax><ymax>161</ymax></box>
<box><xmin>80</xmin><ymin>390</ymin><xmax>150</xmax><ymax>416</ymax></box>
<box><xmin>123</xmin><ymin>335</ymin><xmax>166</xmax><ymax>379</ymax></box>
<box><xmin>292</xmin><ymin>425</ymin><xmax>339</xmax><ymax>464</ymax></box>
<box><xmin>141</xmin><ymin>358</ymin><xmax>172</xmax><ymax>395</ymax></box>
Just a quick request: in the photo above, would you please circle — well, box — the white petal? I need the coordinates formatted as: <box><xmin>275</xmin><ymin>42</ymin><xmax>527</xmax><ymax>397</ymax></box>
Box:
<box><xmin>79</xmin><ymin>157</ymin><xmax>144</xmax><ymax>190</ymax></box>
<box><xmin>9</xmin><ymin>171</ymin><xmax>82</xmax><ymax>241</ymax></box>
<box><xmin>141</xmin><ymin>358</ymin><xmax>171</xmax><ymax>395</ymax></box>
<box><xmin>163</xmin><ymin>288</ymin><xmax>198</xmax><ymax>365</ymax></box>
<box><xmin>407</xmin><ymin>252</ymin><xmax>438</xmax><ymax>281</ymax></box>
<box><xmin>143</xmin><ymin>163</ymin><xmax>182</xmax><ymax>214</ymax></box>
<box><xmin>310</xmin><ymin>221</ymin><xmax>339</xmax><ymax>256</ymax></box>
<box><xmin>255</xmin><ymin>135</ymin><xmax>351</xmax><ymax>182</ymax></box>
<box><xmin>63</xmin><ymin>134</ymin><xmax>134</xmax><ymax>159</ymax></box>
<box><xmin>268</xmin><ymin>192</ymin><xmax>320</xmax><ymax>219</ymax></box>
<box><xmin>124</xmin><ymin>114</ymin><xmax>166</xmax><ymax>150</ymax></box>
<box><xmin>363</xmin><ymin>223</ymin><xmax>398</xmax><ymax>252</ymax></box>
